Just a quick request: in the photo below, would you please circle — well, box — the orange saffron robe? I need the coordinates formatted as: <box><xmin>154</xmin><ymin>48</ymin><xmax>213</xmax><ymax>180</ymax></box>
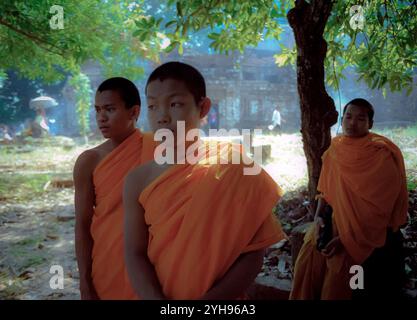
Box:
<box><xmin>139</xmin><ymin>142</ymin><xmax>287</xmax><ymax>299</ymax></box>
<box><xmin>91</xmin><ymin>129</ymin><xmax>155</xmax><ymax>299</ymax></box>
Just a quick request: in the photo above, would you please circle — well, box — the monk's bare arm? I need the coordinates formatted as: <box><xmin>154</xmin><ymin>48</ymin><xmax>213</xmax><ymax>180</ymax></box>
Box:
<box><xmin>123</xmin><ymin>170</ymin><xmax>166</xmax><ymax>300</ymax></box>
<box><xmin>315</xmin><ymin>197</ymin><xmax>343</xmax><ymax>257</ymax></box>
<box><xmin>201</xmin><ymin>249</ymin><xmax>265</xmax><ymax>300</ymax></box>
<box><xmin>314</xmin><ymin>197</ymin><xmax>328</xmax><ymax>241</ymax></box>
<box><xmin>315</xmin><ymin>197</ymin><xmax>327</xmax><ymax>219</ymax></box>
<box><xmin>73</xmin><ymin>150</ymin><xmax>99</xmax><ymax>300</ymax></box>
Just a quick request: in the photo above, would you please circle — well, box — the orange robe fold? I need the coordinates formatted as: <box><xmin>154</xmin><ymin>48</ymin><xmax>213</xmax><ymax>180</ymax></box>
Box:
<box><xmin>91</xmin><ymin>129</ymin><xmax>155</xmax><ymax>299</ymax></box>
<box><xmin>139</xmin><ymin>142</ymin><xmax>286</xmax><ymax>299</ymax></box>
<box><xmin>290</xmin><ymin>132</ymin><xmax>408</xmax><ymax>300</ymax></box>
<box><xmin>290</xmin><ymin>223</ymin><xmax>355</xmax><ymax>300</ymax></box>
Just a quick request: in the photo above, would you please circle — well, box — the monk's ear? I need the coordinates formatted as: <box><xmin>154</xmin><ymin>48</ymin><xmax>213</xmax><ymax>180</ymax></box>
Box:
<box><xmin>198</xmin><ymin>97</ymin><xmax>211</xmax><ymax>119</ymax></box>
<box><xmin>369</xmin><ymin>119</ymin><xmax>373</xmax><ymax>130</ymax></box>
<box><xmin>130</xmin><ymin>105</ymin><xmax>140</xmax><ymax>122</ymax></box>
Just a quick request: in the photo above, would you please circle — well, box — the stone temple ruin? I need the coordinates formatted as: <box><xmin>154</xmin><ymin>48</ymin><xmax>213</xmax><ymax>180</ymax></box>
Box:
<box><xmin>57</xmin><ymin>48</ymin><xmax>301</xmax><ymax>137</ymax></box>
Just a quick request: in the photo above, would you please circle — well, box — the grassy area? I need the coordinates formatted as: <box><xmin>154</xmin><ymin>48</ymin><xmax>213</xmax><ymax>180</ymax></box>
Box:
<box><xmin>376</xmin><ymin>123</ymin><xmax>417</xmax><ymax>191</ymax></box>
<box><xmin>15</xmin><ymin>235</ymin><xmax>45</xmax><ymax>247</ymax></box>
<box><xmin>0</xmin><ymin>173</ymin><xmax>51</xmax><ymax>202</ymax></box>
<box><xmin>0</xmin><ymin>170</ymin><xmax>75</xmax><ymax>203</ymax></box>
<box><xmin>0</xmin><ymin>135</ymin><xmax>97</xmax><ymax>203</ymax></box>
<box><xmin>0</xmin><ymin>127</ymin><xmax>416</xmax><ymax>201</ymax></box>
<box><xmin>0</xmin><ymin>234</ymin><xmax>47</xmax><ymax>299</ymax></box>
<box><xmin>0</xmin><ymin>135</ymin><xmax>94</xmax><ymax>173</ymax></box>
<box><xmin>408</xmin><ymin>181</ymin><xmax>417</xmax><ymax>191</ymax></box>
<box><xmin>402</xmin><ymin>124</ymin><xmax>417</xmax><ymax>138</ymax></box>
<box><xmin>0</xmin><ymin>271</ymin><xmax>24</xmax><ymax>299</ymax></box>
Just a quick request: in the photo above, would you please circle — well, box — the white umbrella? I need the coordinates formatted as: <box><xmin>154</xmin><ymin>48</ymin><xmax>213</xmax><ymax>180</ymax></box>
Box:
<box><xmin>29</xmin><ymin>96</ymin><xmax>58</xmax><ymax>110</ymax></box>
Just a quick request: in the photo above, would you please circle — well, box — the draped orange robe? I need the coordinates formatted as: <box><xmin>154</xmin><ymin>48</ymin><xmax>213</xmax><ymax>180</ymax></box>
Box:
<box><xmin>290</xmin><ymin>132</ymin><xmax>408</xmax><ymax>300</ymax></box>
<box><xmin>139</xmin><ymin>141</ymin><xmax>286</xmax><ymax>299</ymax></box>
<box><xmin>91</xmin><ymin>129</ymin><xmax>155</xmax><ymax>299</ymax></box>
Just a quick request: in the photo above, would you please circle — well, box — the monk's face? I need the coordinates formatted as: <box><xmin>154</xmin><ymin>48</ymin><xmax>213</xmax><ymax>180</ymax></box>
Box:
<box><xmin>146</xmin><ymin>78</ymin><xmax>210</xmax><ymax>137</ymax></box>
<box><xmin>94</xmin><ymin>90</ymin><xmax>138</xmax><ymax>139</ymax></box>
<box><xmin>342</xmin><ymin>104</ymin><xmax>373</xmax><ymax>138</ymax></box>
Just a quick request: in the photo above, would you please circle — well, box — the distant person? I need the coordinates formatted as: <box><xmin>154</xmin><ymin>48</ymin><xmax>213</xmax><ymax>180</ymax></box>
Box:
<box><xmin>0</xmin><ymin>125</ymin><xmax>13</xmax><ymax>143</ymax></box>
<box><xmin>73</xmin><ymin>77</ymin><xmax>156</xmax><ymax>299</ymax></box>
<box><xmin>31</xmin><ymin>108</ymin><xmax>49</xmax><ymax>138</ymax></box>
<box><xmin>290</xmin><ymin>98</ymin><xmax>408</xmax><ymax>300</ymax></box>
<box><xmin>269</xmin><ymin>105</ymin><xmax>282</xmax><ymax>134</ymax></box>
<box><xmin>208</xmin><ymin>104</ymin><xmax>219</xmax><ymax>130</ymax></box>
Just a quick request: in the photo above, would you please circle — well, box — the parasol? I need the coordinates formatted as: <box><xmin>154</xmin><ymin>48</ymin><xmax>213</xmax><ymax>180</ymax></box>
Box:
<box><xmin>29</xmin><ymin>96</ymin><xmax>58</xmax><ymax>110</ymax></box>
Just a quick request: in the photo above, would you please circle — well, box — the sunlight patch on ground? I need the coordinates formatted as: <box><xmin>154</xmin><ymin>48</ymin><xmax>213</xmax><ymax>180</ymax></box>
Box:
<box><xmin>255</xmin><ymin>133</ymin><xmax>308</xmax><ymax>193</ymax></box>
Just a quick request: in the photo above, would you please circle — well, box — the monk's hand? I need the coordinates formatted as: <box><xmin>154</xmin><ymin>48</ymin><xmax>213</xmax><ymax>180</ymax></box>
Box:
<box><xmin>321</xmin><ymin>236</ymin><xmax>343</xmax><ymax>258</ymax></box>
<box><xmin>314</xmin><ymin>216</ymin><xmax>325</xmax><ymax>244</ymax></box>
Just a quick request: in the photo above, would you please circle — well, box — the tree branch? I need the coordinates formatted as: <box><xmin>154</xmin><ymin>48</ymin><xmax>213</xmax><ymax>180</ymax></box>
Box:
<box><xmin>0</xmin><ymin>18</ymin><xmax>65</xmax><ymax>56</ymax></box>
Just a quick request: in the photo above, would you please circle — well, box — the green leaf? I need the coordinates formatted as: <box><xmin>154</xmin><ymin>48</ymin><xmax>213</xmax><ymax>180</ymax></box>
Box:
<box><xmin>135</xmin><ymin>19</ymin><xmax>144</xmax><ymax>27</ymax></box>
<box><xmin>377</xmin><ymin>8</ymin><xmax>384</xmax><ymax>27</ymax></box>
<box><xmin>271</xmin><ymin>8</ymin><xmax>279</xmax><ymax>18</ymax></box>
<box><xmin>165</xmin><ymin>20</ymin><xmax>177</xmax><ymax>28</ymax></box>
<box><xmin>164</xmin><ymin>42</ymin><xmax>176</xmax><ymax>53</ymax></box>
<box><xmin>207</xmin><ymin>33</ymin><xmax>219</xmax><ymax>40</ymax></box>
<box><xmin>274</xmin><ymin>53</ymin><xmax>288</xmax><ymax>67</ymax></box>
<box><xmin>132</xmin><ymin>30</ymin><xmax>142</xmax><ymax>37</ymax></box>
<box><xmin>139</xmin><ymin>32</ymin><xmax>148</xmax><ymax>42</ymax></box>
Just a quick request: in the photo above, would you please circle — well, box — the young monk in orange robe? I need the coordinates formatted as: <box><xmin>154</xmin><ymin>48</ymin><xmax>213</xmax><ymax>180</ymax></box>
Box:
<box><xmin>123</xmin><ymin>62</ymin><xmax>287</xmax><ymax>299</ymax></box>
<box><xmin>290</xmin><ymin>98</ymin><xmax>408</xmax><ymax>300</ymax></box>
<box><xmin>74</xmin><ymin>77</ymin><xmax>155</xmax><ymax>299</ymax></box>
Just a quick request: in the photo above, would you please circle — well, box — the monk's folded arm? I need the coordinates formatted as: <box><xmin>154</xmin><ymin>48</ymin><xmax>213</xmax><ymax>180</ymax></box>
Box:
<box><xmin>123</xmin><ymin>171</ymin><xmax>166</xmax><ymax>300</ymax></box>
<box><xmin>201</xmin><ymin>248</ymin><xmax>265</xmax><ymax>300</ymax></box>
<box><xmin>73</xmin><ymin>151</ymin><xmax>99</xmax><ymax>299</ymax></box>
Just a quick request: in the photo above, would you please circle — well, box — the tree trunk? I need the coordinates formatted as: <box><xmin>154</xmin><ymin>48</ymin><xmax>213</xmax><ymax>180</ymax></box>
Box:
<box><xmin>287</xmin><ymin>0</ymin><xmax>339</xmax><ymax>201</ymax></box>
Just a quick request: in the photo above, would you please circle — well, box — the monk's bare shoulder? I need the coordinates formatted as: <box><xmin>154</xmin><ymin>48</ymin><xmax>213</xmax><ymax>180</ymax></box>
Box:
<box><xmin>124</xmin><ymin>161</ymin><xmax>151</xmax><ymax>197</ymax></box>
<box><xmin>73</xmin><ymin>140</ymin><xmax>113</xmax><ymax>176</ymax></box>
<box><xmin>126</xmin><ymin>161</ymin><xmax>172</xmax><ymax>196</ymax></box>
<box><xmin>90</xmin><ymin>140</ymin><xmax>114</xmax><ymax>162</ymax></box>
<box><xmin>74</xmin><ymin>150</ymin><xmax>99</xmax><ymax>177</ymax></box>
